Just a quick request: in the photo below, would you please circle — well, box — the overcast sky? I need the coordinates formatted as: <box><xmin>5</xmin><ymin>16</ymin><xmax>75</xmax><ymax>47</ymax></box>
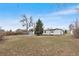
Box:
<box><xmin>0</xmin><ymin>3</ymin><xmax>79</xmax><ymax>31</ymax></box>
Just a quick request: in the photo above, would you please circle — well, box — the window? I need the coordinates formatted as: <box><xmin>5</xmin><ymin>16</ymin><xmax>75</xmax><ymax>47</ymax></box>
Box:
<box><xmin>51</xmin><ymin>30</ymin><xmax>54</xmax><ymax>33</ymax></box>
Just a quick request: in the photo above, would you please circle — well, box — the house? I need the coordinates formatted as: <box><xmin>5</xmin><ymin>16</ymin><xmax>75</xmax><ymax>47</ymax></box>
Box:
<box><xmin>43</xmin><ymin>28</ymin><xmax>64</xmax><ymax>35</ymax></box>
<box><xmin>28</xmin><ymin>28</ymin><xmax>64</xmax><ymax>35</ymax></box>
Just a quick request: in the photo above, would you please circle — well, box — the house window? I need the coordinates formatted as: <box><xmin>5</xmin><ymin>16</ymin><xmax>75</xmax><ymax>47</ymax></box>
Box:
<box><xmin>51</xmin><ymin>30</ymin><xmax>53</xmax><ymax>33</ymax></box>
<box><xmin>44</xmin><ymin>30</ymin><xmax>46</xmax><ymax>33</ymax></box>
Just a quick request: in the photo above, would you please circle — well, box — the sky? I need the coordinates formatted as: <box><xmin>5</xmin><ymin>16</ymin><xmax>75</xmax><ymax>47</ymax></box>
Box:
<box><xmin>0</xmin><ymin>3</ymin><xmax>79</xmax><ymax>31</ymax></box>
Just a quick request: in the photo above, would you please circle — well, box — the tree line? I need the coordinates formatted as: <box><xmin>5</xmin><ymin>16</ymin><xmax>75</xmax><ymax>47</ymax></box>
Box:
<box><xmin>0</xmin><ymin>14</ymin><xmax>79</xmax><ymax>41</ymax></box>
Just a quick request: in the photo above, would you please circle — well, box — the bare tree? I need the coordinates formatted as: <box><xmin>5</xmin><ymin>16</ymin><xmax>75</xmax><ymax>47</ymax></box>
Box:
<box><xmin>70</xmin><ymin>18</ymin><xmax>79</xmax><ymax>38</ymax></box>
<box><xmin>75</xmin><ymin>18</ymin><xmax>79</xmax><ymax>29</ymax></box>
<box><xmin>20</xmin><ymin>15</ymin><xmax>28</xmax><ymax>30</ymax></box>
<box><xmin>20</xmin><ymin>14</ymin><xmax>34</xmax><ymax>34</ymax></box>
<box><xmin>69</xmin><ymin>24</ymin><xmax>74</xmax><ymax>31</ymax></box>
<box><xmin>69</xmin><ymin>23</ymin><xmax>74</xmax><ymax>35</ymax></box>
<box><xmin>29</xmin><ymin>16</ymin><xmax>34</xmax><ymax>27</ymax></box>
<box><xmin>0</xmin><ymin>27</ymin><xmax>5</xmax><ymax>41</ymax></box>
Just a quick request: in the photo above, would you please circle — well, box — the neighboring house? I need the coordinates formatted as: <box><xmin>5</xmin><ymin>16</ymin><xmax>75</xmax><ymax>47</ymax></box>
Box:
<box><xmin>43</xmin><ymin>28</ymin><xmax>64</xmax><ymax>35</ymax></box>
<box><xmin>29</xmin><ymin>28</ymin><xmax>64</xmax><ymax>35</ymax></box>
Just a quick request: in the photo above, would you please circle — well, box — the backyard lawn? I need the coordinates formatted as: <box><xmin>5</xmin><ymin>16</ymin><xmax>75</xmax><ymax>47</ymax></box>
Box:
<box><xmin>0</xmin><ymin>35</ymin><xmax>79</xmax><ymax>56</ymax></box>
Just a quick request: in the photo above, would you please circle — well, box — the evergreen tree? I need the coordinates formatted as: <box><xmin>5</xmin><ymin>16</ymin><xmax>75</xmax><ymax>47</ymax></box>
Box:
<box><xmin>35</xmin><ymin>19</ymin><xmax>43</xmax><ymax>36</ymax></box>
<box><xmin>64</xmin><ymin>30</ymin><xmax>67</xmax><ymax>34</ymax></box>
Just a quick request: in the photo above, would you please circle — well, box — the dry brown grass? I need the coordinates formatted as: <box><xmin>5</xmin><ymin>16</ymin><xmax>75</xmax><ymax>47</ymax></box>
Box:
<box><xmin>0</xmin><ymin>35</ymin><xmax>79</xmax><ymax>56</ymax></box>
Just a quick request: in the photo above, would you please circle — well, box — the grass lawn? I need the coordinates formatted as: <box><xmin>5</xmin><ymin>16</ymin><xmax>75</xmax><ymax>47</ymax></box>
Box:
<box><xmin>0</xmin><ymin>35</ymin><xmax>79</xmax><ymax>56</ymax></box>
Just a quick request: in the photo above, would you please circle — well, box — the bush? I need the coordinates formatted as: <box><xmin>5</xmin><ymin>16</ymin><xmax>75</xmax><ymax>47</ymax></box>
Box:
<box><xmin>5</xmin><ymin>30</ymin><xmax>27</xmax><ymax>36</ymax></box>
<box><xmin>64</xmin><ymin>30</ymin><xmax>67</xmax><ymax>34</ymax></box>
<box><xmin>73</xmin><ymin>28</ymin><xmax>79</xmax><ymax>38</ymax></box>
<box><xmin>5</xmin><ymin>31</ymin><xmax>15</xmax><ymax>36</ymax></box>
<box><xmin>72</xmin><ymin>19</ymin><xmax>79</xmax><ymax>38</ymax></box>
<box><xmin>0</xmin><ymin>33</ymin><xmax>4</xmax><ymax>41</ymax></box>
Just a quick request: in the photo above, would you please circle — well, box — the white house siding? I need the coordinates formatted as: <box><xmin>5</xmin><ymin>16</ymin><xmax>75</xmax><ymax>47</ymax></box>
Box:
<box><xmin>43</xmin><ymin>30</ymin><xmax>50</xmax><ymax>35</ymax></box>
<box><xmin>29</xmin><ymin>31</ymin><xmax>34</xmax><ymax>35</ymax></box>
<box><xmin>43</xmin><ymin>29</ymin><xmax>64</xmax><ymax>35</ymax></box>
<box><xmin>29</xmin><ymin>29</ymin><xmax>64</xmax><ymax>36</ymax></box>
<box><xmin>51</xmin><ymin>30</ymin><xmax>64</xmax><ymax>35</ymax></box>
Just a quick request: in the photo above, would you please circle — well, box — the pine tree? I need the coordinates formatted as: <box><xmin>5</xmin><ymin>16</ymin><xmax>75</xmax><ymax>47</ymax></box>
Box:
<box><xmin>35</xmin><ymin>19</ymin><xmax>43</xmax><ymax>36</ymax></box>
<box><xmin>64</xmin><ymin>30</ymin><xmax>67</xmax><ymax>34</ymax></box>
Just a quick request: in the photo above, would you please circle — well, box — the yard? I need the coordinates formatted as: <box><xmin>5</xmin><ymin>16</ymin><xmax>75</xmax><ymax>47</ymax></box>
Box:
<box><xmin>0</xmin><ymin>35</ymin><xmax>79</xmax><ymax>56</ymax></box>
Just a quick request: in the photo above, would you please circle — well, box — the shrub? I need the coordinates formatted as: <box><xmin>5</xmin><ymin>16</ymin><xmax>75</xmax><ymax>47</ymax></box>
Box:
<box><xmin>71</xmin><ymin>19</ymin><xmax>79</xmax><ymax>38</ymax></box>
<box><xmin>5</xmin><ymin>29</ymin><xmax>27</xmax><ymax>36</ymax></box>
<box><xmin>64</xmin><ymin>30</ymin><xmax>67</xmax><ymax>34</ymax></box>
<box><xmin>69</xmin><ymin>19</ymin><xmax>79</xmax><ymax>38</ymax></box>
<box><xmin>0</xmin><ymin>33</ymin><xmax>4</xmax><ymax>41</ymax></box>
<box><xmin>15</xmin><ymin>29</ymin><xmax>27</xmax><ymax>35</ymax></box>
<box><xmin>73</xmin><ymin>28</ymin><xmax>79</xmax><ymax>38</ymax></box>
<box><xmin>5</xmin><ymin>31</ymin><xmax>15</xmax><ymax>36</ymax></box>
